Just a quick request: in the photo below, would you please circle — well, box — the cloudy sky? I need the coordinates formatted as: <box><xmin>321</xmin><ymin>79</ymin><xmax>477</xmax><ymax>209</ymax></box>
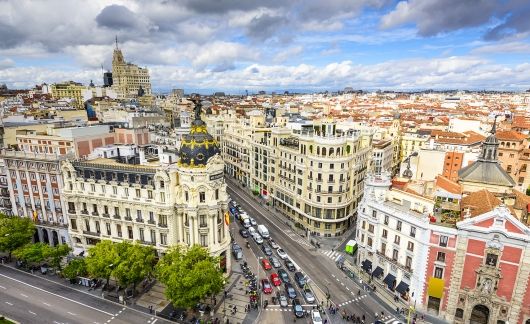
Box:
<box><xmin>1</xmin><ymin>0</ymin><xmax>530</xmax><ymax>93</ymax></box>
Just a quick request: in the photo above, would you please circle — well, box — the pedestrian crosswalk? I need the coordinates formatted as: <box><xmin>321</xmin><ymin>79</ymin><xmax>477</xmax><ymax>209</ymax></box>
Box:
<box><xmin>337</xmin><ymin>294</ymin><xmax>367</xmax><ymax>307</ymax></box>
<box><xmin>321</xmin><ymin>250</ymin><xmax>343</xmax><ymax>262</ymax></box>
<box><xmin>379</xmin><ymin>314</ymin><xmax>400</xmax><ymax>323</ymax></box>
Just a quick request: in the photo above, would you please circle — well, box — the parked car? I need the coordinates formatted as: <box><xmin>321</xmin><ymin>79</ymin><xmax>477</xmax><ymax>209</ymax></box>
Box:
<box><xmin>311</xmin><ymin>309</ymin><xmax>323</xmax><ymax>324</ymax></box>
<box><xmin>278</xmin><ymin>293</ymin><xmax>288</xmax><ymax>307</ymax></box>
<box><xmin>253</xmin><ymin>233</ymin><xmax>264</xmax><ymax>244</ymax></box>
<box><xmin>261</xmin><ymin>259</ymin><xmax>272</xmax><ymax>271</ymax></box>
<box><xmin>285</xmin><ymin>259</ymin><xmax>296</xmax><ymax>272</ymax></box>
<box><xmin>294</xmin><ymin>271</ymin><xmax>306</xmax><ymax>288</ymax></box>
<box><xmin>269</xmin><ymin>256</ymin><xmax>281</xmax><ymax>268</ymax></box>
<box><xmin>278</xmin><ymin>269</ymin><xmax>290</xmax><ymax>283</ymax></box>
<box><xmin>261</xmin><ymin>279</ymin><xmax>273</xmax><ymax>294</ymax></box>
<box><xmin>250</xmin><ymin>217</ymin><xmax>257</xmax><ymax>226</ymax></box>
<box><xmin>261</xmin><ymin>245</ymin><xmax>273</xmax><ymax>256</ymax></box>
<box><xmin>248</xmin><ymin>226</ymin><xmax>256</xmax><ymax>236</ymax></box>
<box><xmin>277</xmin><ymin>248</ymin><xmax>288</xmax><ymax>260</ymax></box>
<box><xmin>231</xmin><ymin>244</ymin><xmax>243</xmax><ymax>260</ymax></box>
<box><xmin>303</xmin><ymin>288</ymin><xmax>315</xmax><ymax>303</ymax></box>
<box><xmin>239</xmin><ymin>228</ymin><xmax>249</xmax><ymax>238</ymax></box>
<box><xmin>285</xmin><ymin>283</ymin><xmax>297</xmax><ymax>299</ymax></box>
<box><xmin>270</xmin><ymin>273</ymin><xmax>281</xmax><ymax>286</ymax></box>
<box><xmin>269</xmin><ymin>239</ymin><xmax>279</xmax><ymax>249</ymax></box>
<box><xmin>292</xmin><ymin>298</ymin><xmax>304</xmax><ymax>318</ymax></box>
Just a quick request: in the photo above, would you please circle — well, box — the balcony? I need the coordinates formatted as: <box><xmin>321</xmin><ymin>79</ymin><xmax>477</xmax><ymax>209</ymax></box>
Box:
<box><xmin>140</xmin><ymin>240</ymin><xmax>156</xmax><ymax>246</ymax></box>
<box><xmin>83</xmin><ymin>230</ymin><xmax>101</xmax><ymax>237</ymax></box>
<box><xmin>35</xmin><ymin>220</ymin><xmax>68</xmax><ymax>229</ymax></box>
<box><xmin>376</xmin><ymin>250</ymin><xmax>413</xmax><ymax>274</ymax></box>
<box><xmin>124</xmin><ymin>216</ymin><xmax>132</xmax><ymax>221</ymax></box>
<box><xmin>102</xmin><ymin>213</ymin><xmax>110</xmax><ymax>218</ymax></box>
<box><xmin>147</xmin><ymin>219</ymin><xmax>156</xmax><ymax>225</ymax></box>
<box><xmin>158</xmin><ymin>223</ymin><xmax>168</xmax><ymax>228</ymax></box>
<box><xmin>81</xmin><ymin>210</ymin><xmax>89</xmax><ymax>215</ymax></box>
<box><xmin>91</xmin><ymin>212</ymin><xmax>99</xmax><ymax>216</ymax></box>
<box><xmin>68</xmin><ymin>209</ymin><xmax>76</xmax><ymax>214</ymax></box>
<box><xmin>113</xmin><ymin>215</ymin><xmax>121</xmax><ymax>220</ymax></box>
<box><xmin>136</xmin><ymin>218</ymin><xmax>144</xmax><ymax>223</ymax></box>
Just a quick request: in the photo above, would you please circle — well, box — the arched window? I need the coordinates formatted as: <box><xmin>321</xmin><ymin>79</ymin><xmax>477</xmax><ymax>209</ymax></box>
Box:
<box><xmin>317</xmin><ymin>147</ymin><xmax>320</xmax><ymax>155</ymax></box>
<box><xmin>455</xmin><ymin>308</ymin><xmax>464</xmax><ymax>319</ymax></box>
<box><xmin>329</xmin><ymin>148</ymin><xmax>334</xmax><ymax>156</ymax></box>
<box><xmin>346</xmin><ymin>145</ymin><xmax>351</xmax><ymax>154</ymax></box>
<box><xmin>322</xmin><ymin>147</ymin><xmax>327</xmax><ymax>156</ymax></box>
<box><xmin>309</xmin><ymin>145</ymin><xmax>313</xmax><ymax>154</ymax></box>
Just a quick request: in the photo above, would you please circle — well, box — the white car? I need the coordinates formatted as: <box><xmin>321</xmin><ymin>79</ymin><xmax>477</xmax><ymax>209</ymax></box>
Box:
<box><xmin>250</xmin><ymin>217</ymin><xmax>257</xmax><ymax>226</ymax></box>
<box><xmin>277</xmin><ymin>248</ymin><xmax>288</xmax><ymax>260</ymax></box>
<box><xmin>311</xmin><ymin>309</ymin><xmax>323</xmax><ymax>324</ymax></box>
<box><xmin>253</xmin><ymin>233</ymin><xmax>264</xmax><ymax>244</ymax></box>
<box><xmin>248</xmin><ymin>226</ymin><xmax>256</xmax><ymax>236</ymax></box>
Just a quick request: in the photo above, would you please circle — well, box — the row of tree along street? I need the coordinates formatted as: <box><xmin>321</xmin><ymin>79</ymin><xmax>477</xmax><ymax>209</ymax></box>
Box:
<box><xmin>0</xmin><ymin>214</ymin><xmax>225</xmax><ymax>309</ymax></box>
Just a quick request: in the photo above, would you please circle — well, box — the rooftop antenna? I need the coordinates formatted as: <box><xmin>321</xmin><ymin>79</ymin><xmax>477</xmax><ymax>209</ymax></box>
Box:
<box><xmin>115</xmin><ymin>35</ymin><xmax>119</xmax><ymax>49</ymax></box>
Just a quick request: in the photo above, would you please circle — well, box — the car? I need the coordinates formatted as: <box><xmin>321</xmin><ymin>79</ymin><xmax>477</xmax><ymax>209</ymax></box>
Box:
<box><xmin>311</xmin><ymin>309</ymin><xmax>323</xmax><ymax>324</ymax></box>
<box><xmin>261</xmin><ymin>259</ymin><xmax>272</xmax><ymax>271</ymax></box>
<box><xmin>269</xmin><ymin>239</ymin><xmax>279</xmax><ymax>249</ymax></box>
<box><xmin>303</xmin><ymin>288</ymin><xmax>315</xmax><ymax>303</ymax></box>
<box><xmin>250</xmin><ymin>217</ymin><xmax>257</xmax><ymax>226</ymax></box>
<box><xmin>269</xmin><ymin>256</ymin><xmax>281</xmax><ymax>268</ymax></box>
<box><xmin>253</xmin><ymin>233</ymin><xmax>264</xmax><ymax>244</ymax></box>
<box><xmin>292</xmin><ymin>298</ymin><xmax>304</xmax><ymax>318</ymax></box>
<box><xmin>261</xmin><ymin>279</ymin><xmax>273</xmax><ymax>294</ymax></box>
<box><xmin>277</xmin><ymin>248</ymin><xmax>288</xmax><ymax>260</ymax></box>
<box><xmin>239</xmin><ymin>228</ymin><xmax>249</xmax><ymax>238</ymax></box>
<box><xmin>285</xmin><ymin>283</ymin><xmax>297</xmax><ymax>299</ymax></box>
<box><xmin>278</xmin><ymin>293</ymin><xmax>288</xmax><ymax>307</ymax></box>
<box><xmin>261</xmin><ymin>245</ymin><xmax>273</xmax><ymax>256</ymax></box>
<box><xmin>278</xmin><ymin>269</ymin><xmax>290</xmax><ymax>284</ymax></box>
<box><xmin>231</xmin><ymin>244</ymin><xmax>243</xmax><ymax>260</ymax></box>
<box><xmin>270</xmin><ymin>273</ymin><xmax>281</xmax><ymax>286</ymax></box>
<box><xmin>248</xmin><ymin>226</ymin><xmax>256</xmax><ymax>236</ymax></box>
<box><xmin>294</xmin><ymin>271</ymin><xmax>306</xmax><ymax>288</ymax></box>
<box><xmin>285</xmin><ymin>259</ymin><xmax>296</xmax><ymax>272</ymax></box>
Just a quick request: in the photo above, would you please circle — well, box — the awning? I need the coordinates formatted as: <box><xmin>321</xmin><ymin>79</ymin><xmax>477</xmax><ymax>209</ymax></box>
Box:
<box><xmin>396</xmin><ymin>281</ymin><xmax>409</xmax><ymax>295</ymax></box>
<box><xmin>372</xmin><ymin>266</ymin><xmax>384</xmax><ymax>279</ymax></box>
<box><xmin>428</xmin><ymin>277</ymin><xmax>445</xmax><ymax>299</ymax></box>
<box><xmin>383</xmin><ymin>273</ymin><xmax>396</xmax><ymax>291</ymax></box>
<box><xmin>361</xmin><ymin>259</ymin><xmax>372</xmax><ymax>272</ymax></box>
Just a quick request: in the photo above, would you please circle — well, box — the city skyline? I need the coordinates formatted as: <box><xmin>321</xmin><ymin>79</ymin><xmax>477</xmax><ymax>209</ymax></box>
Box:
<box><xmin>1</xmin><ymin>0</ymin><xmax>530</xmax><ymax>92</ymax></box>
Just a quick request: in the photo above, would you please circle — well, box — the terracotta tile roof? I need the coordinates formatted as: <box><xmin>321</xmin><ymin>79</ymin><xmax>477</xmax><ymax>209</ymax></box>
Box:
<box><xmin>461</xmin><ymin>189</ymin><xmax>502</xmax><ymax>218</ymax></box>
<box><xmin>512</xmin><ymin>189</ymin><xmax>530</xmax><ymax>211</ymax></box>
<box><xmin>512</xmin><ymin>115</ymin><xmax>530</xmax><ymax>130</ymax></box>
<box><xmin>495</xmin><ymin>130</ymin><xmax>527</xmax><ymax>141</ymax></box>
<box><xmin>435</xmin><ymin>176</ymin><xmax>462</xmax><ymax>195</ymax></box>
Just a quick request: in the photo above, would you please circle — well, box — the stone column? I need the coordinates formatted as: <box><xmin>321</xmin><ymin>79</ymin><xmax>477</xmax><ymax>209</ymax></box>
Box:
<box><xmin>445</xmin><ymin>234</ymin><xmax>468</xmax><ymax>321</ymax></box>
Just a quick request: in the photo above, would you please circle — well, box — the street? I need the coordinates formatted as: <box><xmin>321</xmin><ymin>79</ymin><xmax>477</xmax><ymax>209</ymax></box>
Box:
<box><xmin>227</xmin><ymin>181</ymin><xmax>405</xmax><ymax>324</ymax></box>
<box><xmin>0</xmin><ymin>265</ymin><xmax>167</xmax><ymax>324</ymax></box>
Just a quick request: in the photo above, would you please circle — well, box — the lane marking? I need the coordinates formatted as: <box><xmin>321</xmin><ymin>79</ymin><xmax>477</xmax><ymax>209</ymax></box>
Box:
<box><xmin>67</xmin><ymin>311</ymin><xmax>77</xmax><ymax>316</ymax></box>
<box><xmin>5</xmin><ymin>301</ymin><xmax>13</xmax><ymax>306</ymax></box>
<box><xmin>152</xmin><ymin>319</ymin><xmax>158</xmax><ymax>324</ymax></box>
<box><xmin>20</xmin><ymin>293</ymin><xmax>28</xmax><ymax>298</ymax></box>
<box><xmin>29</xmin><ymin>310</ymin><xmax>36</xmax><ymax>315</ymax></box>
<box><xmin>106</xmin><ymin>320</ymin><xmax>111</xmax><ymax>323</ymax></box>
<box><xmin>0</xmin><ymin>285</ymin><xmax>6</xmax><ymax>289</ymax></box>
<box><xmin>43</xmin><ymin>302</ymin><xmax>51</xmax><ymax>306</ymax></box>
<box><xmin>0</xmin><ymin>273</ymin><xmax>114</xmax><ymax>316</ymax></box>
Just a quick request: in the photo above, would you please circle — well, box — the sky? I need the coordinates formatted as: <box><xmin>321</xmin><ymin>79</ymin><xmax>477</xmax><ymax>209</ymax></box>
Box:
<box><xmin>1</xmin><ymin>0</ymin><xmax>530</xmax><ymax>93</ymax></box>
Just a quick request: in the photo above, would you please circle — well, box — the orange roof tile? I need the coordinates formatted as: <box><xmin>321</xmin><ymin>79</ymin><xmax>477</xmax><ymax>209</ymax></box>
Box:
<box><xmin>461</xmin><ymin>189</ymin><xmax>502</xmax><ymax>218</ymax></box>
<box><xmin>495</xmin><ymin>130</ymin><xmax>527</xmax><ymax>141</ymax></box>
<box><xmin>435</xmin><ymin>175</ymin><xmax>462</xmax><ymax>195</ymax></box>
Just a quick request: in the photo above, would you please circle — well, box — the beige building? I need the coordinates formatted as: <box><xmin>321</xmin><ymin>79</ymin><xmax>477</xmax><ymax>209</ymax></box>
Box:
<box><xmin>111</xmin><ymin>45</ymin><xmax>152</xmax><ymax>100</ymax></box>
<box><xmin>220</xmin><ymin>112</ymin><xmax>371</xmax><ymax>237</ymax></box>
<box><xmin>400</xmin><ymin>132</ymin><xmax>429</xmax><ymax>161</ymax></box>
<box><xmin>50</xmin><ymin>81</ymin><xmax>85</xmax><ymax>109</ymax></box>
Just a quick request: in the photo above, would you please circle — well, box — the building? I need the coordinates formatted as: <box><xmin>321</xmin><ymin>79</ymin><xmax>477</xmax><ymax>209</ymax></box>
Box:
<box><xmin>111</xmin><ymin>43</ymin><xmax>152</xmax><ymax>100</ymax></box>
<box><xmin>2</xmin><ymin>149</ymin><xmax>72</xmax><ymax>246</ymax></box>
<box><xmin>221</xmin><ymin>113</ymin><xmax>371</xmax><ymax>237</ymax></box>
<box><xmin>442</xmin><ymin>151</ymin><xmax>464</xmax><ymax>182</ymax></box>
<box><xmin>50</xmin><ymin>81</ymin><xmax>85</xmax><ymax>109</ymax></box>
<box><xmin>0</xmin><ymin>159</ymin><xmax>12</xmax><ymax>215</ymax></box>
<box><xmin>371</xmin><ymin>139</ymin><xmax>393</xmax><ymax>175</ymax></box>
<box><xmin>400</xmin><ymin>132</ymin><xmax>429</xmax><ymax>162</ymax></box>
<box><xmin>62</xmin><ymin>99</ymin><xmax>231</xmax><ymax>271</ymax></box>
<box><xmin>496</xmin><ymin>130</ymin><xmax>528</xmax><ymax>190</ymax></box>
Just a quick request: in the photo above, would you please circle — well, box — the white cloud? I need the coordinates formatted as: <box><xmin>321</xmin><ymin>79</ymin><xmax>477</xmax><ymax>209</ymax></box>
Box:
<box><xmin>273</xmin><ymin>46</ymin><xmax>304</xmax><ymax>63</ymax></box>
<box><xmin>472</xmin><ymin>42</ymin><xmax>530</xmax><ymax>54</ymax></box>
<box><xmin>0</xmin><ymin>58</ymin><xmax>15</xmax><ymax>70</ymax></box>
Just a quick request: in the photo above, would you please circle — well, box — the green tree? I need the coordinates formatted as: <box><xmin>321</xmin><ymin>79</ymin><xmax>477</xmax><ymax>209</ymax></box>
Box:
<box><xmin>85</xmin><ymin>240</ymin><xmax>119</xmax><ymax>285</ymax></box>
<box><xmin>13</xmin><ymin>243</ymin><xmax>49</xmax><ymax>265</ymax></box>
<box><xmin>156</xmin><ymin>244</ymin><xmax>225</xmax><ymax>308</ymax></box>
<box><xmin>45</xmin><ymin>244</ymin><xmax>71</xmax><ymax>271</ymax></box>
<box><xmin>62</xmin><ymin>258</ymin><xmax>88</xmax><ymax>280</ymax></box>
<box><xmin>0</xmin><ymin>214</ymin><xmax>36</xmax><ymax>260</ymax></box>
<box><xmin>112</xmin><ymin>242</ymin><xmax>155</xmax><ymax>294</ymax></box>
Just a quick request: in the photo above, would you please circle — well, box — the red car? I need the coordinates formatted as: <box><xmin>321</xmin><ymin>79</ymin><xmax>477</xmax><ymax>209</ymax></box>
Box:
<box><xmin>270</xmin><ymin>273</ymin><xmax>281</xmax><ymax>286</ymax></box>
<box><xmin>261</xmin><ymin>279</ymin><xmax>273</xmax><ymax>294</ymax></box>
<box><xmin>261</xmin><ymin>259</ymin><xmax>272</xmax><ymax>270</ymax></box>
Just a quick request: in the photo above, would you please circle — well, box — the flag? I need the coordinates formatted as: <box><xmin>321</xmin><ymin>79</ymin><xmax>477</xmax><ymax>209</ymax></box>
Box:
<box><xmin>224</xmin><ymin>211</ymin><xmax>230</xmax><ymax>225</ymax></box>
<box><xmin>32</xmin><ymin>211</ymin><xmax>38</xmax><ymax>222</ymax></box>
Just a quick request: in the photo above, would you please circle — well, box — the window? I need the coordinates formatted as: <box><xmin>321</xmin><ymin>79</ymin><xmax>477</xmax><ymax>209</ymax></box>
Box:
<box><xmin>396</xmin><ymin>220</ymin><xmax>402</xmax><ymax>231</ymax></box>
<box><xmin>392</xmin><ymin>249</ymin><xmax>399</xmax><ymax>260</ymax></box>
<box><xmin>455</xmin><ymin>308</ymin><xmax>464</xmax><ymax>319</ymax></box>
<box><xmin>114</xmin><ymin>206</ymin><xmax>120</xmax><ymax>217</ymax></box>
<box><xmin>437</xmin><ymin>252</ymin><xmax>446</xmax><ymax>262</ymax></box>
<box><xmin>159</xmin><ymin>215</ymin><xmax>167</xmax><ymax>227</ymax></box>
<box><xmin>84</xmin><ymin>219</ymin><xmax>91</xmax><ymax>232</ymax></box>
<box><xmin>160</xmin><ymin>192</ymin><xmax>165</xmax><ymax>202</ymax></box>
<box><xmin>136</xmin><ymin>210</ymin><xmax>142</xmax><ymax>221</ymax></box>
<box><xmin>434</xmin><ymin>267</ymin><xmax>443</xmax><ymax>279</ymax></box>
<box><xmin>362</xmin><ymin>221</ymin><xmax>366</xmax><ymax>229</ymax></box>
<box><xmin>185</xmin><ymin>191</ymin><xmax>189</xmax><ymax>201</ymax></box>
<box><xmin>439</xmin><ymin>235</ymin><xmax>448</xmax><ymax>247</ymax></box>
<box><xmin>327</xmin><ymin>197</ymin><xmax>332</xmax><ymax>203</ymax></box>
<box><xmin>406</xmin><ymin>256</ymin><xmax>412</xmax><ymax>268</ymax></box>
<box><xmin>125</xmin><ymin>208</ymin><xmax>131</xmax><ymax>219</ymax></box>
<box><xmin>200</xmin><ymin>215</ymin><xmax>207</xmax><ymax>227</ymax></box>
<box><xmin>71</xmin><ymin>219</ymin><xmax>77</xmax><ymax>230</ymax></box>
<box><xmin>328</xmin><ymin>186</ymin><xmax>332</xmax><ymax>193</ymax></box>
<box><xmin>147</xmin><ymin>190</ymin><xmax>153</xmax><ymax>199</ymax></box>
<box><xmin>368</xmin><ymin>224</ymin><xmax>374</xmax><ymax>233</ymax></box>
<box><xmin>199</xmin><ymin>192</ymin><xmax>206</xmax><ymax>203</ymax></box>
<box><xmin>160</xmin><ymin>233</ymin><xmax>167</xmax><ymax>245</ymax></box>
<box><xmin>384</xmin><ymin>215</ymin><xmax>389</xmax><ymax>225</ymax></box>
<box><xmin>367</xmin><ymin>237</ymin><xmax>373</xmax><ymax>247</ymax></box>
<box><xmin>116</xmin><ymin>224</ymin><xmax>122</xmax><ymax>237</ymax></box>
<box><xmin>215</xmin><ymin>189</ymin><xmax>219</xmax><ymax>200</ymax></box>
<box><xmin>381</xmin><ymin>242</ymin><xmax>386</xmax><ymax>254</ymax></box>
<box><xmin>91</xmin><ymin>184</ymin><xmax>95</xmax><ymax>192</ymax></box>
<box><xmin>382</xmin><ymin>229</ymin><xmax>388</xmax><ymax>238</ymax></box>
<box><xmin>159</xmin><ymin>180</ymin><xmax>165</xmax><ymax>188</ymax></box>
<box><xmin>150</xmin><ymin>230</ymin><xmax>156</xmax><ymax>243</ymax></box>
<box><xmin>128</xmin><ymin>226</ymin><xmax>133</xmax><ymax>239</ymax></box>
<box><xmin>95</xmin><ymin>221</ymin><xmax>100</xmax><ymax>233</ymax></box>
<box><xmin>68</xmin><ymin>202</ymin><xmax>76</xmax><ymax>212</ymax></box>
<box><xmin>136</xmin><ymin>189</ymin><xmax>141</xmax><ymax>197</ymax></box>
<box><xmin>200</xmin><ymin>234</ymin><xmax>208</xmax><ymax>247</ymax></box>
<box><xmin>106</xmin><ymin>223</ymin><xmax>111</xmax><ymax>235</ymax></box>
<box><xmin>394</xmin><ymin>235</ymin><xmax>400</xmax><ymax>245</ymax></box>
<box><xmin>407</xmin><ymin>241</ymin><xmax>414</xmax><ymax>252</ymax></box>
<box><xmin>410</xmin><ymin>226</ymin><xmax>416</xmax><ymax>238</ymax></box>
<box><xmin>486</xmin><ymin>253</ymin><xmax>498</xmax><ymax>266</ymax></box>
<box><xmin>139</xmin><ymin>228</ymin><xmax>145</xmax><ymax>241</ymax></box>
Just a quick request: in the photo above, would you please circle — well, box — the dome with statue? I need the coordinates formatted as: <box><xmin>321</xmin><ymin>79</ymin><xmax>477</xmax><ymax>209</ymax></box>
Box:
<box><xmin>178</xmin><ymin>96</ymin><xmax>220</xmax><ymax>167</ymax></box>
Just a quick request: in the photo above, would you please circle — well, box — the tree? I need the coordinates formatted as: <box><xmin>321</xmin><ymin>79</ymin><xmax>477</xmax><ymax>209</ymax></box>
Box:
<box><xmin>13</xmin><ymin>243</ymin><xmax>49</xmax><ymax>265</ymax></box>
<box><xmin>112</xmin><ymin>242</ymin><xmax>155</xmax><ymax>294</ymax></box>
<box><xmin>62</xmin><ymin>258</ymin><xmax>88</xmax><ymax>280</ymax></box>
<box><xmin>0</xmin><ymin>214</ymin><xmax>35</xmax><ymax>260</ymax></box>
<box><xmin>85</xmin><ymin>240</ymin><xmax>119</xmax><ymax>285</ymax></box>
<box><xmin>45</xmin><ymin>244</ymin><xmax>71</xmax><ymax>271</ymax></box>
<box><xmin>156</xmin><ymin>244</ymin><xmax>225</xmax><ymax>308</ymax></box>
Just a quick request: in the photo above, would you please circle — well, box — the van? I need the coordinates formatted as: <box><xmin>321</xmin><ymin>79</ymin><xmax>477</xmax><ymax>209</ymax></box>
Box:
<box><xmin>257</xmin><ymin>224</ymin><xmax>270</xmax><ymax>239</ymax></box>
<box><xmin>239</xmin><ymin>213</ymin><xmax>251</xmax><ymax>228</ymax></box>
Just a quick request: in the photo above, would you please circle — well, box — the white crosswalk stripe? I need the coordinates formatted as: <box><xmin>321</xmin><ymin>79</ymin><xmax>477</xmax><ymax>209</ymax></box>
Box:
<box><xmin>321</xmin><ymin>250</ymin><xmax>344</xmax><ymax>261</ymax></box>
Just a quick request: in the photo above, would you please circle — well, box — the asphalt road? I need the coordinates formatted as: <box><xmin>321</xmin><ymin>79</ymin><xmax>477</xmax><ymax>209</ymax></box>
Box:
<box><xmin>227</xmin><ymin>182</ymin><xmax>403</xmax><ymax>324</ymax></box>
<box><xmin>0</xmin><ymin>265</ymin><xmax>167</xmax><ymax>324</ymax></box>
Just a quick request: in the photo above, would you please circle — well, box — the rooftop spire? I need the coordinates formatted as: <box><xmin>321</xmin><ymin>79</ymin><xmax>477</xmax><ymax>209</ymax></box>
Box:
<box><xmin>115</xmin><ymin>35</ymin><xmax>119</xmax><ymax>49</ymax></box>
<box><xmin>491</xmin><ymin>115</ymin><xmax>498</xmax><ymax>134</ymax></box>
